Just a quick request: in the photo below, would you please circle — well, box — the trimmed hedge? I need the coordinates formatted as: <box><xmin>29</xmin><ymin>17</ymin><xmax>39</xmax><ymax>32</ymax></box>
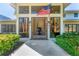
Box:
<box><xmin>56</xmin><ymin>32</ymin><xmax>79</xmax><ymax>56</ymax></box>
<box><xmin>0</xmin><ymin>34</ymin><xmax>20</xmax><ymax>55</ymax></box>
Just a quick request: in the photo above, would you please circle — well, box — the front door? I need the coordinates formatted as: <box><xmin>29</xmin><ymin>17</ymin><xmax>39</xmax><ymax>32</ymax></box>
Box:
<box><xmin>32</xmin><ymin>17</ymin><xmax>47</xmax><ymax>39</ymax></box>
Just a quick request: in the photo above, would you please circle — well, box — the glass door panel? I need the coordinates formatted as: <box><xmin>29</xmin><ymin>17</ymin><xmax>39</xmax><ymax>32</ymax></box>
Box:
<box><xmin>50</xmin><ymin>17</ymin><xmax>60</xmax><ymax>37</ymax></box>
<box><xmin>19</xmin><ymin>17</ymin><xmax>29</xmax><ymax>38</ymax></box>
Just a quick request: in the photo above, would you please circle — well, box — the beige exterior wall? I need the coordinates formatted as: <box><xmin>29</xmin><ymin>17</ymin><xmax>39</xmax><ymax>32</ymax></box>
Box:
<box><xmin>64</xmin><ymin>20</ymin><xmax>79</xmax><ymax>24</ymax></box>
<box><xmin>0</xmin><ymin>21</ymin><xmax>16</xmax><ymax>24</ymax></box>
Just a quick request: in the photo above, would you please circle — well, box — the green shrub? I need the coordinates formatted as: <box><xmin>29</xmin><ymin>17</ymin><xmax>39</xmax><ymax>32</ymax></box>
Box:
<box><xmin>56</xmin><ymin>32</ymin><xmax>79</xmax><ymax>56</ymax></box>
<box><xmin>0</xmin><ymin>34</ymin><xmax>20</xmax><ymax>55</ymax></box>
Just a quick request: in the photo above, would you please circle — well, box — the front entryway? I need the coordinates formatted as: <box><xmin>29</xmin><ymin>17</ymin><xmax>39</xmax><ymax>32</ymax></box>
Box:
<box><xmin>31</xmin><ymin>17</ymin><xmax>47</xmax><ymax>39</ymax></box>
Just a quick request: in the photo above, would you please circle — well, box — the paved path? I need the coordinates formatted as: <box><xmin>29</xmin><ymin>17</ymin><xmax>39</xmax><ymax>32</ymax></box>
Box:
<box><xmin>11</xmin><ymin>44</ymin><xmax>42</xmax><ymax>56</ymax></box>
<box><xmin>25</xmin><ymin>40</ymin><xmax>70</xmax><ymax>56</ymax></box>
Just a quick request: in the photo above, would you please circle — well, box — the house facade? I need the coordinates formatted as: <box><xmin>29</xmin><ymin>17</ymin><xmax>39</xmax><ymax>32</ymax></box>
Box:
<box><xmin>64</xmin><ymin>3</ymin><xmax>79</xmax><ymax>33</ymax></box>
<box><xmin>13</xmin><ymin>3</ymin><xmax>64</xmax><ymax>39</ymax></box>
<box><xmin>1</xmin><ymin>3</ymin><xmax>79</xmax><ymax>40</ymax></box>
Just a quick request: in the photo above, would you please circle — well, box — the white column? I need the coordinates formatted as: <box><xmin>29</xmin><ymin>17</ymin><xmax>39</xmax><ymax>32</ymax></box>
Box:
<box><xmin>16</xmin><ymin>4</ymin><xmax>19</xmax><ymax>34</ymax></box>
<box><xmin>60</xmin><ymin>4</ymin><xmax>64</xmax><ymax>35</ymax></box>
<box><xmin>60</xmin><ymin>17</ymin><xmax>64</xmax><ymax>35</ymax></box>
<box><xmin>29</xmin><ymin>17</ymin><xmax>31</xmax><ymax>39</ymax></box>
<box><xmin>63</xmin><ymin>24</ymin><xmax>65</xmax><ymax>33</ymax></box>
<box><xmin>16</xmin><ymin>18</ymin><xmax>19</xmax><ymax>34</ymax></box>
<box><xmin>47</xmin><ymin>17</ymin><xmax>50</xmax><ymax>40</ymax></box>
<box><xmin>29</xmin><ymin>5</ymin><xmax>31</xmax><ymax>39</ymax></box>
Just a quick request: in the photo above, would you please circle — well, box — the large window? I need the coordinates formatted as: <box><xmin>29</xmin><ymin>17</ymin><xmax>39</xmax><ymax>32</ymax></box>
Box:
<box><xmin>19</xmin><ymin>6</ymin><xmax>29</xmax><ymax>14</ymax></box>
<box><xmin>69</xmin><ymin>25</ymin><xmax>73</xmax><ymax>32</ymax></box>
<box><xmin>50</xmin><ymin>17</ymin><xmax>60</xmax><ymax>37</ymax></box>
<box><xmin>64</xmin><ymin>24</ymin><xmax>69</xmax><ymax>32</ymax></box>
<box><xmin>77</xmin><ymin>24</ymin><xmax>79</xmax><ymax>32</ymax></box>
<box><xmin>50</xmin><ymin>17</ymin><xmax>60</xmax><ymax>33</ymax></box>
<box><xmin>1</xmin><ymin>24</ymin><xmax>16</xmax><ymax>33</ymax></box>
<box><xmin>31</xmin><ymin>6</ymin><xmax>41</xmax><ymax>14</ymax></box>
<box><xmin>50</xmin><ymin>6</ymin><xmax>60</xmax><ymax>14</ymax></box>
<box><xmin>73</xmin><ymin>25</ymin><xmax>77</xmax><ymax>32</ymax></box>
<box><xmin>31</xmin><ymin>5</ymin><xmax>60</xmax><ymax>14</ymax></box>
<box><xmin>19</xmin><ymin>17</ymin><xmax>29</xmax><ymax>37</ymax></box>
<box><xmin>64</xmin><ymin>24</ymin><xmax>78</xmax><ymax>32</ymax></box>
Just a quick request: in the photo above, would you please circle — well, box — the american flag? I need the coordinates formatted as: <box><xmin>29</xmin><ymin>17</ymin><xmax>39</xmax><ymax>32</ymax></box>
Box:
<box><xmin>38</xmin><ymin>4</ymin><xmax>52</xmax><ymax>15</ymax></box>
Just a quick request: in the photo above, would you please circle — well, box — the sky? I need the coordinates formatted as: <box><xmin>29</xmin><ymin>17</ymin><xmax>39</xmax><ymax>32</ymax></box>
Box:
<box><xmin>0</xmin><ymin>3</ymin><xmax>16</xmax><ymax>19</ymax></box>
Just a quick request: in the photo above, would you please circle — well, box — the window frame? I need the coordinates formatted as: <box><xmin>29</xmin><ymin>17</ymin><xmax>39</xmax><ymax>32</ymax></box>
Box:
<box><xmin>65</xmin><ymin>24</ymin><xmax>78</xmax><ymax>32</ymax></box>
<box><xmin>1</xmin><ymin>24</ymin><xmax>16</xmax><ymax>33</ymax></box>
<box><xmin>19</xmin><ymin>6</ymin><xmax>29</xmax><ymax>14</ymax></box>
<box><xmin>74</xmin><ymin>13</ymin><xmax>78</xmax><ymax>17</ymax></box>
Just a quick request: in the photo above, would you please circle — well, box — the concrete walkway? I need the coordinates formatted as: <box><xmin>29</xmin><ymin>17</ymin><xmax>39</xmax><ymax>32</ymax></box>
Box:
<box><xmin>25</xmin><ymin>40</ymin><xmax>70</xmax><ymax>56</ymax></box>
<box><xmin>11</xmin><ymin>44</ymin><xmax>42</xmax><ymax>56</ymax></box>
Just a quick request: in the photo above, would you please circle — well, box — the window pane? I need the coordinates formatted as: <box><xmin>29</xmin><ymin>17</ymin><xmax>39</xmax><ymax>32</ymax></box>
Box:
<box><xmin>19</xmin><ymin>17</ymin><xmax>29</xmax><ymax>37</ymax></box>
<box><xmin>51</xmin><ymin>6</ymin><xmax>60</xmax><ymax>14</ymax></box>
<box><xmin>77</xmin><ymin>24</ymin><xmax>79</xmax><ymax>32</ymax></box>
<box><xmin>74</xmin><ymin>13</ymin><xmax>78</xmax><ymax>17</ymax></box>
<box><xmin>56</xmin><ymin>17</ymin><xmax>60</xmax><ymax>32</ymax></box>
<box><xmin>50</xmin><ymin>17</ymin><xmax>60</xmax><ymax>38</ymax></box>
<box><xmin>65</xmin><ymin>24</ymin><xmax>68</xmax><ymax>32</ymax></box>
<box><xmin>1</xmin><ymin>24</ymin><xmax>16</xmax><ymax>33</ymax></box>
<box><xmin>19</xmin><ymin>6</ymin><xmax>29</xmax><ymax>14</ymax></box>
<box><xmin>1</xmin><ymin>24</ymin><xmax>6</xmax><ymax>33</ymax></box>
<box><xmin>69</xmin><ymin>25</ymin><xmax>72</xmax><ymax>32</ymax></box>
<box><xmin>73</xmin><ymin>25</ymin><xmax>76</xmax><ymax>32</ymax></box>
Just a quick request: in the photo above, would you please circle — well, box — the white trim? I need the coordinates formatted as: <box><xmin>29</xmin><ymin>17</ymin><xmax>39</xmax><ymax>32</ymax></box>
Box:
<box><xmin>47</xmin><ymin>17</ymin><xmax>50</xmax><ymax>40</ymax></box>
<box><xmin>29</xmin><ymin>5</ymin><xmax>32</xmax><ymax>39</ymax></box>
<box><xmin>16</xmin><ymin>4</ymin><xmax>19</xmax><ymax>34</ymax></box>
<box><xmin>29</xmin><ymin>17</ymin><xmax>31</xmax><ymax>39</ymax></box>
<box><xmin>60</xmin><ymin>4</ymin><xmax>64</xmax><ymax>35</ymax></box>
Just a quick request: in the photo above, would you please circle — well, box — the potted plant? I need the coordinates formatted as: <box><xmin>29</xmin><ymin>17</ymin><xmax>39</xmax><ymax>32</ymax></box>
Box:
<box><xmin>20</xmin><ymin>32</ymin><xmax>28</xmax><ymax>38</ymax></box>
